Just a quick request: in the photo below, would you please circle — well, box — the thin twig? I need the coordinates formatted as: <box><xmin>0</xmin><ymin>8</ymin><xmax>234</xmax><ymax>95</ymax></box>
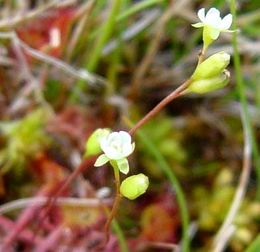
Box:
<box><xmin>9</xmin><ymin>32</ymin><xmax>49</xmax><ymax>112</ymax></box>
<box><xmin>0</xmin><ymin>197</ymin><xmax>109</xmax><ymax>215</ymax></box>
<box><xmin>102</xmin><ymin>9</ymin><xmax>161</xmax><ymax>56</ymax></box>
<box><xmin>36</xmin><ymin>158</ymin><xmax>93</xmax><ymax>227</ymax></box>
<box><xmin>1</xmin><ymin>188</ymin><xmax>53</xmax><ymax>250</ymax></box>
<box><xmin>0</xmin><ymin>216</ymin><xmax>42</xmax><ymax>244</ymax></box>
<box><xmin>0</xmin><ymin>31</ymin><xmax>108</xmax><ymax>88</ymax></box>
<box><xmin>212</xmin><ymin>114</ymin><xmax>252</xmax><ymax>252</ymax></box>
<box><xmin>65</xmin><ymin>0</ymin><xmax>96</xmax><ymax>61</ymax></box>
<box><xmin>212</xmin><ymin>1</ymin><xmax>254</xmax><ymax>250</ymax></box>
<box><xmin>34</xmin><ymin>225</ymin><xmax>64</xmax><ymax>252</ymax></box>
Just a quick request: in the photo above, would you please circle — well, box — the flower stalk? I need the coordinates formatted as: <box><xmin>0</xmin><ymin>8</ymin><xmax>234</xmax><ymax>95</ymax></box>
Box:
<box><xmin>104</xmin><ymin>163</ymin><xmax>122</xmax><ymax>243</ymax></box>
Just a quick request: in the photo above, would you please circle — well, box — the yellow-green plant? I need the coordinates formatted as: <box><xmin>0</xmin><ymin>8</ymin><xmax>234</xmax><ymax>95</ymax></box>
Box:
<box><xmin>0</xmin><ymin>109</ymin><xmax>51</xmax><ymax>174</ymax></box>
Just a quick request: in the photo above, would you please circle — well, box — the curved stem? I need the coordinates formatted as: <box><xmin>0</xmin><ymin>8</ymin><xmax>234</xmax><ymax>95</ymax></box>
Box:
<box><xmin>229</xmin><ymin>0</ymin><xmax>260</xmax><ymax>199</ymax></box>
<box><xmin>212</xmin><ymin>1</ymin><xmax>255</xmax><ymax>251</ymax></box>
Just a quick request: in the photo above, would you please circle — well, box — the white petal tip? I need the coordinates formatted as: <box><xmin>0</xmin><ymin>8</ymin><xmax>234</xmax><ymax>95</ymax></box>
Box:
<box><xmin>198</xmin><ymin>8</ymin><xmax>205</xmax><ymax>22</ymax></box>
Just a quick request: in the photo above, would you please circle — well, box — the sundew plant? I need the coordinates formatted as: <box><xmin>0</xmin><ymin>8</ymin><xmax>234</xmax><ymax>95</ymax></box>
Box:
<box><xmin>0</xmin><ymin>1</ymin><xmax>259</xmax><ymax>252</ymax></box>
<box><xmin>83</xmin><ymin>6</ymin><xmax>234</xmax><ymax>252</ymax></box>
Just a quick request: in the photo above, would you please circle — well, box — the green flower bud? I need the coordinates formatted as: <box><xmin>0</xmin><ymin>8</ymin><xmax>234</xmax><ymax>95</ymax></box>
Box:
<box><xmin>120</xmin><ymin>173</ymin><xmax>149</xmax><ymax>200</ymax></box>
<box><xmin>85</xmin><ymin>128</ymin><xmax>111</xmax><ymax>157</ymax></box>
<box><xmin>192</xmin><ymin>52</ymin><xmax>230</xmax><ymax>80</ymax></box>
<box><xmin>188</xmin><ymin>70</ymin><xmax>230</xmax><ymax>94</ymax></box>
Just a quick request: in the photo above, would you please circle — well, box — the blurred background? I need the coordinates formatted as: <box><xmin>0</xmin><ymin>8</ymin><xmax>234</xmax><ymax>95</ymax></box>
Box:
<box><xmin>0</xmin><ymin>0</ymin><xmax>259</xmax><ymax>251</ymax></box>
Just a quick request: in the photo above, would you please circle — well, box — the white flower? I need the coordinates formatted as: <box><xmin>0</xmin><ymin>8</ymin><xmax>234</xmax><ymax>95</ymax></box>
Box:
<box><xmin>100</xmin><ymin>131</ymin><xmax>135</xmax><ymax>160</ymax></box>
<box><xmin>192</xmin><ymin>8</ymin><xmax>233</xmax><ymax>42</ymax></box>
<box><xmin>94</xmin><ymin>131</ymin><xmax>135</xmax><ymax>174</ymax></box>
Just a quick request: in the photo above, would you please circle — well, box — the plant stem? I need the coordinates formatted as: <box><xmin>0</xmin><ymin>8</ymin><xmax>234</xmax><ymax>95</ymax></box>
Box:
<box><xmin>129</xmin><ymin>79</ymin><xmax>192</xmax><ymax>135</ymax></box>
<box><xmin>34</xmin><ymin>158</ymin><xmax>92</xmax><ymax>240</ymax></box>
<box><xmin>104</xmin><ymin>164</ymin><xmax>122</xmax><ymax>243</ymax></box>
<box><xmin>230</xmin><ymin>0</ymin><xmax>260</xmax><ymax>199</ymax></box>
<box><xmin>198</xmin><ymin>44</ymin><xmax>207</xmax><ymax>65</ymax></box>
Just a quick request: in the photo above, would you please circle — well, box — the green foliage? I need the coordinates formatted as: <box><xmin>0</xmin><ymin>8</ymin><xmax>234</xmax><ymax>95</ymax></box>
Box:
<box><xmin>245</xmin><ymin>235</ymin><xmax>260</xmax><ymax>252</ymax></box>
<box><xmin>0</xmin><ymin>109</ymin><xmax>51</xmax><ymax>174</ymax></box>
<box><xmin>139</xmin><ymin>117</ymin><xmax>187</xmax><ymax>178</ymax></box>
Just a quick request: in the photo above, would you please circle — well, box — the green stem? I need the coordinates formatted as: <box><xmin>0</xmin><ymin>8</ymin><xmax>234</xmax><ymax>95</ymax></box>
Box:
<box><xmin>116</xmin><ymin>0</ymin><xmax>164</xmax><ymax>22</ymax></box>
<box><xmin>87</xmin><ymin>0</ymin><xmax>122</xmax><ymax>72</ymax></box>
<box><xmin>89</xmin><ymin>0</ymin><xmax>165</xmax><ymax>41</ymax></box>
<box><xmin>230</xmin><ymin>0</ymin><xmax>260</xmax><ymax>199</ymax></box>
<box><xmin>112</xmin><ymin>219</ymin><xmax>129</xmax><ymax>252</ymax></box>
<box><xmin>70</xmin><ymin>0</ymin><xmax>121</xmax><ymax>102</ymax></box>
<box><xmin>134</xmin><ymin>129</ymin><xmax>190</xmax><ymax>252</ymax></box>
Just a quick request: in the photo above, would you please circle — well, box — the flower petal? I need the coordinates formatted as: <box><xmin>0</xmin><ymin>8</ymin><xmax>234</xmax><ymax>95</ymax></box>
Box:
<box><xmin>205</xmin><ymin>8</ymin><xmax>221</xmax><ymax>28</ymax></box>
<box><xmin>220</xmin><ymin>14</ymin><xmax>232</xmax><ymax>30</ymax></box>
<box><xmin>197</xmin><ymin>8</ymin><xmax>205</xmax><ymax>22</ymax></box>
<box><xmin>116</xmin><ymin>158</ymin><xmax>129</xmax><ymax>174</ymax></box>
<box><xmin>206</xmin><ymin>8</ymin><xmax>220</xmax><ymax>21</ymax></box>
<box><xmin>191</xmin><ymin>22</ymin><xmax>204</xmax><ymax>28</ymax></box>
<box><xmin>118</xmin><ymin>131</ymin><xmax>131</xmax><ymax>145</ymax></box>
<box><xmin>94</xmin><ymin>154</ymin><xmax>109</xmax><ymax>167</ymax></box>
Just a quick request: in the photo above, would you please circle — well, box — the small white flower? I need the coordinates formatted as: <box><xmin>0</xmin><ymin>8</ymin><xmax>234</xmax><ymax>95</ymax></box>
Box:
<box><xmin>100</xmin><ymin>131</ymin><xmax>135</xmax><ymax>160</ymax></box>
<box><xmin>192</xmin><ymin>8</ymin><xmax>233</xmax><ymax>42</ymax></box>
<box><xmin>94</xmin><ymin>131</ymin><xmax>135</xmax><ymax>174</ymax></box>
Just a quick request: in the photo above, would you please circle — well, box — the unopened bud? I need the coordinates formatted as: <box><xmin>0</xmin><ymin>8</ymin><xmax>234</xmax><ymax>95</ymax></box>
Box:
<box><xmin>192</xmin><ymin>52</ymin><xmax>230</xmax><ymax>80</ymax></box>
<box><xmin>188</xmin><ymin>70</ymin><xmax>230</xmax><ymax>94</ymax></box>
<box><xmin>85</xmin><ymin>128</ymin><xmax>111</xmax><ymax>157</ymax></box>
<box><xmin>120</xmin><ymin>173</ymin><xmax>149</xmax><ymax>200</ymax></box>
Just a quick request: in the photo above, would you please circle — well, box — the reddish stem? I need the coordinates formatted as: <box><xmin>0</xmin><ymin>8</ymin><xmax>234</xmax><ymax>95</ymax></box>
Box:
<box><xmin>0</xmin><ymin>216</ymin><xmax>42</xmax><ymax>245</ymax></box>
<box><xmin>103</xmin><ymin>166</ymin><xmax>121</xmax><ymax>243</ymax></box>
<box><xmin>129</xmin><ymin>79</ymin><xmax>192</xmax><ymax>136</ymax></box>
<box><xmin>34</xmin><ymin>225</ymin><xmax>64</xmax><ymax>252</ymax></box>
<box><xmin>100</xmin><ymin>79</ymin><xmax>193</xmax><ymax>244</ymax></box>
<box><xmin>37</xmin><ymin>158</ymin><xmax>94</xmax><ymax>225</ymax></box>
<box><xmin>1</xmin><ymin>188</ymin><xmax>53</xmax><ymax>250</ymax></box>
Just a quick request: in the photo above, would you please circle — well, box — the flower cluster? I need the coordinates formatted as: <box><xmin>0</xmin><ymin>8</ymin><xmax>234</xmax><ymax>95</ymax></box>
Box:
<box><xmin>189</xmin><ymin>7</ymin><xmax>233</xmax><ymax>94</ymax></box>
<box><xmin>85</xmin><ymin>129</ymin><xmax>149</xmax><ymax>200</ymax></box>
